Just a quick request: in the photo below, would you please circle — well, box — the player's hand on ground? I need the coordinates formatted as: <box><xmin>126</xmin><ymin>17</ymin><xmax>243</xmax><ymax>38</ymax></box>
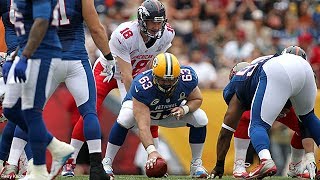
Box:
<box><xmin>145</xmin><ymin>151</ymin><xmax>162</xmax><ymax>170</ymax></box>
<box><xmin>14</xmin><ymin>55</ymin><xmax>28</xmax><ymax>83</ymax></box>
<box><xmin>305</xmin><ymin>152</ymin><xmax>316</xmax><ymax>179</ymax></box>
<box><xmin>210</xmin><ymin>164</ymin><xmax>224</xmax><ymax>179</ymax></box>
<box><xmin>170</xmin><ymin>107</ymin><xmax>185</xmax><ymax>120</ymax></box>
<box><xmin>100</xmin><ymin>55</ymin><xmax>116</xmax><ymax>83</ymax></box>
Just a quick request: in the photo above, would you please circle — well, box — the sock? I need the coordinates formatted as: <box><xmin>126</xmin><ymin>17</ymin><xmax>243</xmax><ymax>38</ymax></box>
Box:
<box><xmin>23</xmin><ymin>109</ymin><xmax>52</xmax><ymax>165</ymax></box>
<box><xmin>189</xmin><ymin>126</ymin><xmax>206</xmax><ymax>143</ymax></box>
<box><xmin>108</xmin><ymin>122</ymin><xmax>128</xmax><ymax>146</ymax></box>
<box><xmin>7</xmin><ymin>137</ymin><xmax>27</xmax><ymax>166</ymax></box>
<box><xmin>300</xmin><ymin>110</ymin><xmax>320</xmax><ymax>145</ymax></box>
<box><xmin>33</xmin><ymin>164</ymin><xmax>48</xmax><ymax>175</ymax></box>
<box><xmin>0</xmin><ymin>121</ymin><xmax>15</xmax><ymax>161</ymax></box>
<box><xmin>70</xmin><ymin>138</ymin><xmax>84</xmax><ymax>164</ymax></box>
<box><xmin>234</xmin><ymin>137</ymin><xmax>250</xmax><ymax>161</ymax></box>
<box><xmin>71</xmin><ymin>117</ymin><xmax>85</xmax><ymax>142</ymax></box>
<box><xmin>249</xmin><ymin>124</ymin><xmax>271</xmax><ymax>154</ymax></box>
<box><xmin>105</xmin><ymin>142</ymin><xmax>120</xmax><ymax>163</ymax></box>
<box><xmin>87</xmin><ymin>139</ymin><xmax>101</xmax><ymax>154</ymax></box>
<box><xmin>290</xmin><ymin>146</ymin><xmax>304</xmax><ymax>164</ymax></box>
<box><xmin>24</xmin><ymin>143</ymin><xmax>33</xmax><ymax>160</ymax></box>
<box><xmin>258</xmin><ymin>149</ymin><xmax>272</xmax><ymax>160</ymax></box>
<box><xmin>190</xmin><ymin>143</ymin><xmax>204</xmax><ymax>161</ymax></box>
<box><xmin>83</xmin><ymin>113</ymin><xmax>101</xmax><ymax>140</ymax></box>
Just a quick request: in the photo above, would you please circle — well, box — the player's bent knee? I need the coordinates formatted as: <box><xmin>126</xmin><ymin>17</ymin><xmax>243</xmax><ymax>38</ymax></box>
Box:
<box><xmin>117</xmin><ymin>101</ymin><xmax>135</xmax><ymax>129</ymax></box>
<box><xmin>192</xmin><ymin>109</ymin><xmax>208</xmax><ymax>127</ymax></box>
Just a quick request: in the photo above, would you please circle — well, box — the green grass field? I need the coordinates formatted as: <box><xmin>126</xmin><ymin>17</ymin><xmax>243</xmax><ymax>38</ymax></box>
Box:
<box><xmin>56</xmin><ymin>175</ymin><xmax>298</xmax><ymax>179</ymax></box>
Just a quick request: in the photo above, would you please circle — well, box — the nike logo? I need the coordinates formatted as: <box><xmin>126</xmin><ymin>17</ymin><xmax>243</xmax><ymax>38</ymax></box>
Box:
<box><xmin>135</xmin><ymin>86</ymin><xmax>139</xmax><ymax>93</ymax></box>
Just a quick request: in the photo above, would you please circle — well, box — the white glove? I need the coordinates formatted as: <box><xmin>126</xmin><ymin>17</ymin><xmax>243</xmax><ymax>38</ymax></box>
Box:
<box><xmin>99</xmin><ymin>55</ymin><xmax>116</xmax><ymax>83</ymax></box>
<box><xmin>0</xmin><ymin>113</ymin><xmax>7</xmax><ymax>123</ymax></box>
<box><xmin>305</xmin><ymin>152</ymin><xmax>316</xmax><ymax>179</ymax></box>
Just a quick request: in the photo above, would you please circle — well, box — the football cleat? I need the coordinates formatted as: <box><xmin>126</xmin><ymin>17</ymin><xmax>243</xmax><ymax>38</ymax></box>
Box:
<box><xmin>102</xmin><ymin>157</ymin><xmax>114</xmax><ymax>177</ymax></box>
<box><xmin>233</xmin><ymin>159</ymin><xmax>250</xmax><ymax>178</ymax></box>
<box><xmin>0</xmin><ymin>163</ymin><xmax>18</xmax><ymax>180</ymax></box>
<box><xmin>61</xmin><ymin>158</ymin><xmax>75</xmax><ymax>177</ymax></box>
<box><xmin>18</xmin><ymin>150</ymin><xmax>28</xmax><ymax>176</ymax></box>
<box><xmin>246</xmin><ymin>159</ymin><xmax>277</xmax><ymax>179</ymax></box>
<box><xmin>190</xmin><ymin>159</ymin><xmax>208</xmax><ymax>178</ymax></box>
<box><xmin>48</xmin><ymin>141</ymin><xmax>74</xmax><ymax>180</ymax></box>
<box><xmin>287</xmin><ymin>161</ymin><xmax>310</xmax><ymax>178</ymax></box>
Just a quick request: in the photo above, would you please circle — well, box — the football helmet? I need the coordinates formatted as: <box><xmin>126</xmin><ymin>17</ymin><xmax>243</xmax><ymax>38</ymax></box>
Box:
<box><xmin>137</xmin><ymin>0</ymin><xmax>167</xmax><ymax>39</ymax></box>
<box><xmin>229</xmin><ymin>62</ymin><xmax>250</xmax><ymax>80</ymax></box>
<box><xmin>152</xmin><ymin>53</ymin><xmax>180</xmax><ymax>94</ymax></box>
<box><xmin>281</xmin><ymin>45</ymin><xmax>307</xmax><ymax>60</ymax></box>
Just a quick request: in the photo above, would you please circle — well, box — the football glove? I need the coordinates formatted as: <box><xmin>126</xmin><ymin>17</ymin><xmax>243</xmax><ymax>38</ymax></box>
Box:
<box><xmin>99</xmin><ymin>53</ymin><xmax>115</xmax><ymax>83</ymax></box>
<box><xmin>305</xmin><ymin>152</ymin><xmax>316</xmax><ymax>179</ymax></box>
<box><xmin>2</xmin><ymin>60</ymin><xmax>13</xmax><ymax>84</ymax></box>
<box><xmin>14</xmin><ymin>55</ymin><xmax>28</xmax><ymax>83</ymax></box>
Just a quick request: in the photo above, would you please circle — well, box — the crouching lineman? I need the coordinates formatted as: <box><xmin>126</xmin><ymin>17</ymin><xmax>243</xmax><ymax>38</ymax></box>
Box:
<box><xmin>108</xmin><ymin>53</ymin><xmax>208</xmax><ymax>178</ymax></box>
<box><xmin>229</xmin><ymin>62</ymin><xmax>315</xmax><ymax>179</ymax></box>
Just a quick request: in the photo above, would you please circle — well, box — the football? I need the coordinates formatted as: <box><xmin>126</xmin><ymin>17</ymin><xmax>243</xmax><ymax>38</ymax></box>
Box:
<box><xmin>146</xmin><ymin>158</ymin><xmax>167</xmax><ymax>178</ymax></box>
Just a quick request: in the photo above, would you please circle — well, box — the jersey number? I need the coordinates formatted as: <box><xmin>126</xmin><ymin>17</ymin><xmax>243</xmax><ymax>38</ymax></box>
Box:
<box><xmin>120</xmin><ymin>28</ymin><xmax>133</xmax><ymax>39</ymax></box>
<box><xmin>58</xmin><ymin>0</ymin><xmax>70</xmax><ymax>25</ymax></box>
<box><xmin>139</xmin><ymin>76</ymin><xmax>153</xmax><ymax>90</ymax></box>
<box><xmin>181</xmin><ymin>69</ymin><xmax>192</xmax><ymax>81</ymax></box>
<box><xmin>236</xmin><ymin>63</ymin><xmax>258</xmax><ymax>77</ymax></box>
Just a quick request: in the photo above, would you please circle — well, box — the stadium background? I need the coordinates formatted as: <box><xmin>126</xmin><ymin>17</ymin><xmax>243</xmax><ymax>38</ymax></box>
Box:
<box><xmin>1</xmin><ymin>0</ymin><xmax>320</xmax><ymax>176</ymax></box>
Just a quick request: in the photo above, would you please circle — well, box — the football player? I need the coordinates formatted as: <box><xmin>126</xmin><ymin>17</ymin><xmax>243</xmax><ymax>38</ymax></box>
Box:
<box><xmin>63</xmin><ymin>0</ymin><xmax>175</xmax><ymax>177</ymax></box>
<box><xmin>0</xmin><ymin>0</ymin><xmax>33</xmax><ymax>178</ymax></box>
<box><xmin>228</xmin><ymin>62</ymin><xmax>314</xmax><ymax>179</ymax></box>
<box><xmin>130</xmin><ymin>52</ymin><xmax>208</xmax><ymax>178</ymax></box>
<box><xmin>2</xmin><ymin>0</ymin><xmax>75</xmax><ymax>179</ymax></box>
<box><xmin>211</xmin><ymin>46</ymin><xmax>320</xmax><ymax>179</ymax></box>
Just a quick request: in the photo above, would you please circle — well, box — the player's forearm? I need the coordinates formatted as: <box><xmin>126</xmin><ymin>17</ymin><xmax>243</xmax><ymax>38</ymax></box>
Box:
<box><xmin>22</xmin><ymin>19</ymin><xmax>48</xmax><ymax>58</ymax></box>
<box><xmin>216</xmin><ymin>128</ymin><xmax>233</xmax><ymax>162</ymax></box>
<box><xmin>122</xmin><ymin>75</ymin><xmax>133</xmax><ymax>92</ymax></box>
<box><xmin>185</xmin><ymin>99</ymin><xmax>202</xmax><ymax>113</ymax></box>
<box><xmin>90</xmin><ymin>25</ymin><xmax>111</xmax><ymax>56</ymax></box>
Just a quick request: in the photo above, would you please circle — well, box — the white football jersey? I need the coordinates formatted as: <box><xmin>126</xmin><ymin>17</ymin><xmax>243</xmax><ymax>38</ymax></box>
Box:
<box><xmin>109</xmin><ymin>20</ymin><xmax>175</xmax><ymax>79</ymax></box>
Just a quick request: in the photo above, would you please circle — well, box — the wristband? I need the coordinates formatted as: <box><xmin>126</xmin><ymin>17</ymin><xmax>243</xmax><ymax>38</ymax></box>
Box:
<box><xmin>104</xmin><ymin>52</ymin><xmax>114</xmax><ymax>61</ymax></box>
<box><xmin>222</xmin><ymin>123</ymin><xmax>236</xmax><ymax>132</ymax></box>
<box><xmin>146</xmin><ymin>144</ymin><xmax>156</xmax><ymax>154</ymax></box>
<box><xmin>181</xmin><ymin>105</ymin><xmax>190</xmax><ymax>114</ymax></box>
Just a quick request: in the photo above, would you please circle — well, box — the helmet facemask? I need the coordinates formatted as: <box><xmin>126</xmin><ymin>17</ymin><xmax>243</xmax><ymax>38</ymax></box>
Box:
<box><xmin>153</xmin><ymin>74</ymin><xmax>179</xmax><ymax>95</ymax></box>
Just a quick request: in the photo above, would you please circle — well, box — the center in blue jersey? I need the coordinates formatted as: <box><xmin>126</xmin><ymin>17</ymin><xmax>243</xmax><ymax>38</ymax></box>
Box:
<box><xmin>223</xmin><ymin>55</ymin><xmax>278</xmax><ymax>110</ymax></box>
<box><xmin>13</xmin><ymin>0</ymin><xmax>61</xmax><ymax>58</ymax></box>
<box><xmin>124</xmin><ymin>66</ymin><xmax>198</xmax><ymax>120</ymax></box>
<box><xmin>57</xmin><ymin>0</ymin><xmax>88</xmax><ymax>60</ymax></box>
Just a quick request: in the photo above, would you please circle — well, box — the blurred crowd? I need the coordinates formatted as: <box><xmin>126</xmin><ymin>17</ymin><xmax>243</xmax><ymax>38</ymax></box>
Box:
<box><xmin>85</xmin><ymin>0</ymin><xmax>320</xmax><ymax>89</ymax></box>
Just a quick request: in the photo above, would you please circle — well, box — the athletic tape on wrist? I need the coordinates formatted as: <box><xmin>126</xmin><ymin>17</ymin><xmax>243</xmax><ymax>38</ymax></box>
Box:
<box><xmin>222</xmin><ymin>123</ymin><xmax>235</xmax><ymax>132</ymax></box>
<box><xmin>181</xmin><ymin>105</ymin><xmax>190</xmax><ymax>115</ymax></box>
<box><xmin>146</xmin><ymin>145</ymin><xmax>156</xmax><ymax>154</ymax></box>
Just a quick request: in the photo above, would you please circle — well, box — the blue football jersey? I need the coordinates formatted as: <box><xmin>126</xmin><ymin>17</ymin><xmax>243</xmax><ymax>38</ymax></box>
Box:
<box><xmin>57</xmin><ymin>0</ymin><xmax>88</xmax><ymax>60</ymax></box>
<box><xmin>0</xmin><ymin>0</ymin><xmax>18</xmax><ymax>54</ymax></box>
<box><xmin>223</xmin><ymin>55</ymin><xmax>277</xmax><ymax>110</ymax></box>
<box><xmin>125</xmin><ymin>66</ymin><xmax>198</xmax><ymax>120</ymax></box>
<box><xmin>13</xmin><ymin>0</ymin><xmax>61</xmax><ymax>58</ymax></box>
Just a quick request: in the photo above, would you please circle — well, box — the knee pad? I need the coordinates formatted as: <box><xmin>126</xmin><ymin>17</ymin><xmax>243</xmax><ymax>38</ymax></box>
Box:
<box><xmin>192</xmin><ymin>109</ymin><xmax>208</xmax><ymax>127</ymax></box>
<box><xmin>117</xmin><ymin>101</ymin><xmax>135</xmax><ymax>129</ymax></box>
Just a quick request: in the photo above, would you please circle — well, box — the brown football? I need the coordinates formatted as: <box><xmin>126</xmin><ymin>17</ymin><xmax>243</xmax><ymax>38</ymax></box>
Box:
<box><xmin>146</xmin><ymin>158</ymin><xmax>167</xmax><ymax>178</ymax></box>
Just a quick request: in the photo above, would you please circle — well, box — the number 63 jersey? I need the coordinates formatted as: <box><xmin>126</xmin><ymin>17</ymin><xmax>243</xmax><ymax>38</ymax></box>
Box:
<box><xmin>109</xmin><ymin>20</ymin><xmax>175</xmax><ymax>79</ymax></box>
<box><xmin>124</xmin><ymin>66</ymin><xmax>198</xmax><ymax>120</ymax></box>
